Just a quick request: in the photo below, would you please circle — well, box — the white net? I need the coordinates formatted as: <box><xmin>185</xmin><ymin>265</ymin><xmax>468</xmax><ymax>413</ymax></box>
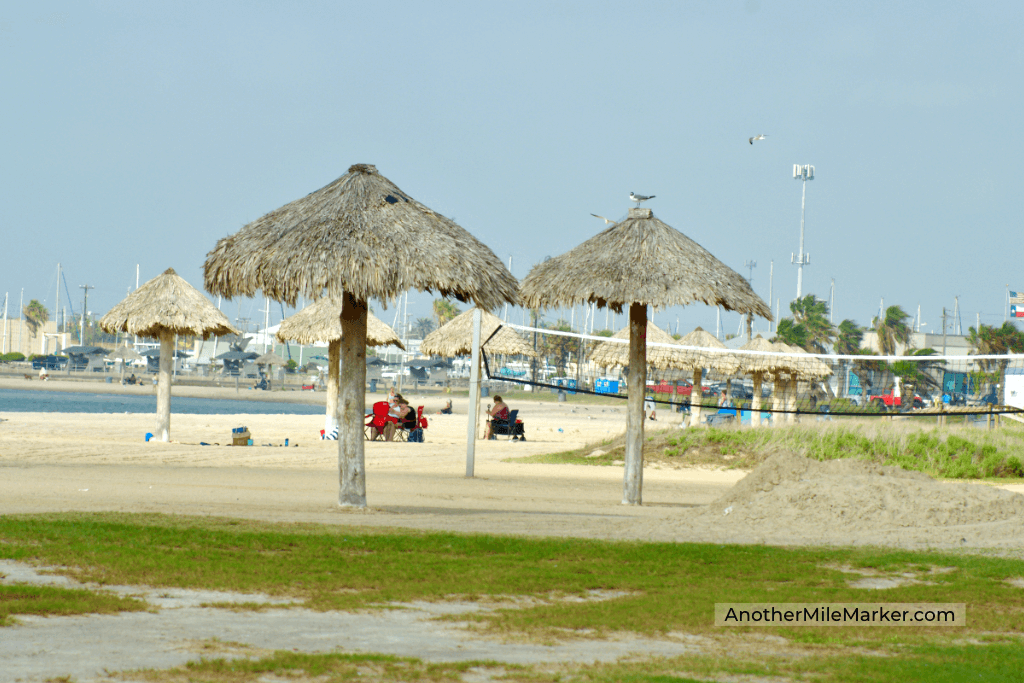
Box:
<box><xmin>481</xmin><ymin>322</ymin><xmax>1024</xmax><ymax>420</ymax></box>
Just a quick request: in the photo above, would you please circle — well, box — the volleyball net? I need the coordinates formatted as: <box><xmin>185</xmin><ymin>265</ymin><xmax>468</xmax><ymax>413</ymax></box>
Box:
<box><xmin>478</xmin><ymin>323</ymin><xmax>1024</xmax><ymax>420</ymax></box>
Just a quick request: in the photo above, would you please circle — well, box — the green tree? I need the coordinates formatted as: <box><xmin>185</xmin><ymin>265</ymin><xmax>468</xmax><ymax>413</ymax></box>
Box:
<box><xmin>967</xmin><ymin>322</ymin><xmax>1024</xmax><ymax>405</ymax></box>
<box><xmin>872</xmin><ymin>305</ymin><xmax>913</xmax><ymax>356</ymax></box>
<box><xmin>772</xmin><ymin>318</ymin><xmax>808</xmax><ymax>348</ymax></box>
<box><xmin>540</xmin><ymin>319</ymin><xmax>574</xmax><ymax>376</ymax></box>
<box><xmin>411</xmin><ymin>317</ymin><xmax>436</xmax><ymax>339</ymax></box>
<box><xmin>594</xmin><ymin>329</ymin><xmax>614</xmax><ymax>338</ymax></box>
<box><xmin>431</xmin><ymin>299</ymin><xmax>460</xmax><ymax>328</ymax></box>
<box><xmin>834</xmin><ymin>319</ymin><xmax>864</xmax><ymax>355</ymax></box>
<box><xmin>23</xmin><ymin>299</ymin><xmax>49</xmax><ymax>337</ymax></box>
<box><xmin>789</xmin><ymin>294</ymin><xmax>835</xmax><ymax>352</ymax></box>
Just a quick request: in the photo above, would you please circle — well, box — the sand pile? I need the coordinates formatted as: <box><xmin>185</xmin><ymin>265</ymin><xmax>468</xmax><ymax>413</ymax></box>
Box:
<box><xmin>682</xmin><ymin>452</ymin><xmax>1024</xmax><ymax>549</ymax></box>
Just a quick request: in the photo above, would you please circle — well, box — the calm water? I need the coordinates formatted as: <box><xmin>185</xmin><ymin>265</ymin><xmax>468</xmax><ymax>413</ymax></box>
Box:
<box><xmin>0</xmin><ymin>388</ymin><xmax>325</xmax><ymax>415</ymax></box>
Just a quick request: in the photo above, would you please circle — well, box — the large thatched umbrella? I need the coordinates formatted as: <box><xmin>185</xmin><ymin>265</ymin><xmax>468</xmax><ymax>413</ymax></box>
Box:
<box><xmin>421</xmin><ymin>307</ymin><xmax>536</xmax><ymax>440</ymax></box>
<box><xmin>672</xmin><ymin>326</ymin><xmax>741</xmax><ymax>427</ymax></box>
<box><xmin>204</xmin><ymin>164</ymin><xmax>518</xmax><ymax>507</ymax></box>
<box><xmin>520</xmin><ymin>207</ymin><xmax>770</xmax><ymax>505</ymax></box>
<box><xmin>99</xmin><ymin>268</ymin><xmax>238</xmax><ymax>442</ymax></box>
<box><xmin>275</xmin><ymin>297</ymin><xmax>404</xmax><ymax>431</ymax></box>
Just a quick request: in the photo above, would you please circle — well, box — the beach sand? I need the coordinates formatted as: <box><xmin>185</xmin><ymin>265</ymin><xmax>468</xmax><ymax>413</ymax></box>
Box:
<box><xmin>2</xmin><ymin>376</ymin><xmax>1022</xmax><ymax>550</ymax></box>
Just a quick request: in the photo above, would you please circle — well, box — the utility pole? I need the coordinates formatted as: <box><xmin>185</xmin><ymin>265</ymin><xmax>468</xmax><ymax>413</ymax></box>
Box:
<box><xmin>792</xmin><ymin>164</ymin><xmax>814</xmax><ymax>299</ymax></box>
<box><xmin>18</xmin><ymin>289</ymin><xmax>23</xmax><ymax>354</ymax></box>
<box><xmin>942</xmin><ymin>308</ymin><xmax>948</xmax><ymax>356</ymax></box>
<box><xmin>55</xmin><ymin>264</ymin><xmax>61</xmax><ymax>338</ymax></box>
<box><xmin>79</xmin><ymin>284</ymin><xmax>94</xmax><ymax>345</ymax></box>
<box><xmin>829</xmin><ymin>278</ymin><xmax>835</xmax><ymax>324</ymax></box>
<box><xmin>1</xmin><ymin>292</ymin><xmax>7</xmax><ymax>354</ymax></box>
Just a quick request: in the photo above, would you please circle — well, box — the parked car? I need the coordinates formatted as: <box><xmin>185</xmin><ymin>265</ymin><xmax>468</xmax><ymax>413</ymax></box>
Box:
<box><xmin>31</xmin><ymin>355</ymin><xmax>68</xmax><ymax>370</ymax></box>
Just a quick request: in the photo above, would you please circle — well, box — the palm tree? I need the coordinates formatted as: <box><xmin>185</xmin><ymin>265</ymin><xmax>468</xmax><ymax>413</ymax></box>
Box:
<box><xmin>772</xmin><ymin>318</ymin><xmax>808</xmax><ymax>348</ymax></box>
<box><xmin>872</xmin><ymin>305</ymin><xmax>913</xmax><ymax>356</ymax></box>
<box><xmin>23</xmin><ymin>299</ymin><xmax>49</xmax><ymax>338</ymax></box>
<box><xmin>789</xmin><ymin>294</ymin><xmax>835</xmax><ymax>352</ymax></box>
<box><xmin>431</xmin><ymin>299</ymin><xmax>460</xmax><ymax>328</ymax></box>
<box><xmin>541</xmin><ymin>319</ymin><xmax>574</xmax><ymax>376</ymax></box>
<box><xmin>411</xmin><ymin>317</ymin><xmax>435</xmax><ymax>339</ymax></box>
<box><xmin>834</xmin><ymin>319</ymin><xmax>863</xmax><ymax>355</ymax></box>
<box><xmin>968</xmin><ymin>322</ymin><xmax>1024</xmax><ymax>405</ymax></box>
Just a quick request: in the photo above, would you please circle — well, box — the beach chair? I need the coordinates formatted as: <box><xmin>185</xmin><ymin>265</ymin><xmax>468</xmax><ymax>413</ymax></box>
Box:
<box><xmin>364</xmin><ymin>401</ymin><xmax>396</xmax><ymax>441</ymax></box>
<box><xmin>490</xmin><ymin>409</ymin><xmax>525</xmax><ymax>441</ymax></box>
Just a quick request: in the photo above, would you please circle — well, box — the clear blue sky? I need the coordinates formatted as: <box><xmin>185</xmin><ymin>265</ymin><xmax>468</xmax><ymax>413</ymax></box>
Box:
<box><xmin>2</xmin><ymin>1</ymin><xmax>1020</xmax><ymax>341</ymax></box>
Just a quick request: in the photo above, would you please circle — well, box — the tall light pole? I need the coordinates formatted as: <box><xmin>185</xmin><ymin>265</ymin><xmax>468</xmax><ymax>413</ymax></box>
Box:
<box><xmin>792</xmin><ymin>164</ymin><xmax>814</xmax><ymax>299</ymax></box>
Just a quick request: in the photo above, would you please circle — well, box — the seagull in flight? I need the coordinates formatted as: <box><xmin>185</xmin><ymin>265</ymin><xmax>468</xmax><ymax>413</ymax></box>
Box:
<box><xmin>590</xmin><ymin>213</ymin><xmax>617</xmax><ymax>225</ymax></box>
<box><xmin>749</xmin><ymin>134</ymin><xmax>767</xmax><ymax>145</ymax></box>
<box><xmin>629</xmin><ymin>192</ymin><xmax>654</xmax><ymax>206</ymax></box>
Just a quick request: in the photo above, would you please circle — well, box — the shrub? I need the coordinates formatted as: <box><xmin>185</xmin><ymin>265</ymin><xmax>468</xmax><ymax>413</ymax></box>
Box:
<box><xmin>1</xmin><ymin>352</ymin><xmax>26</xmax><ymax>362</ymax></box>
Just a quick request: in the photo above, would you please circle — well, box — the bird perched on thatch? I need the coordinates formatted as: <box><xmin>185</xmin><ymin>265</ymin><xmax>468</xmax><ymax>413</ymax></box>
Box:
<box><xmin>629</xmin><ymin>192</ymin><xmax>654</xmax><ymax>206</ymax></box>
<box><xmin>590</xmin><ymin>213</ymin><xmax>617</xmax><ymax>225</ymax></box>
<box><xmin>749</xmin><ymin>134</ymin><xmax>767</xmax><ymax>145</ymax></box>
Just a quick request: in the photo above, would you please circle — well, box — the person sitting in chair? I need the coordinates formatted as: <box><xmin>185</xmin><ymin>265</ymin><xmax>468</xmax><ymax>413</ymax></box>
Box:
<box><xmin>484</xmin><ymin>395</ymin><xmax>510</xmax><ymax>440</ymax></box>
<box><xmin>384</xmin><ymin>395</ymin><xmax>416</xmax><ymax>441</ymax></box>
<box><xmin>437</xmin><ymin>399</ymin><xmax>453</xmax><ymax>415</ymax></box>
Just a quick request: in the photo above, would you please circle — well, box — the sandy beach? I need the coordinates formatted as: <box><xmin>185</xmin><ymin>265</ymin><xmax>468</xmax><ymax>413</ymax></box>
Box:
<box><xmin>2</xmin><ymin>376</ymin><xmax>1023</xmax><ymax>551</ymax></box>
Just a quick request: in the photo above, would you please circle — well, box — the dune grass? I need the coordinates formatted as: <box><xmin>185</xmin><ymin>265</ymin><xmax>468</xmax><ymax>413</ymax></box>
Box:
<box><xmin>514</xmin><ymin>420</ymin><xmax>1024</xmax><ymax>480</ymax></box>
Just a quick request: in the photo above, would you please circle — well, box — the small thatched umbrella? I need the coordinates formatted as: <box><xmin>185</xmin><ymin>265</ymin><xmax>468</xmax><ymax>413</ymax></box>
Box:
<box><xmin>421</xmin><ymin>307</ymin><xmax>535</xmax><ymax>439</ymax></box>
<box><xmin>276</xmin><ymin>297</ymin><xmax>404</xmax><ymax>431</ymax></box>
<box><xmin>588</xmin><ymin>321</ymin><xmax>679</xmax><ymax>369</ymax></box>
<box><xmin>109</xmin><ymin>345</ymin><xmax>144</xmax><ymax>384</ymax></box>
<box><xmin>421</xmin><ymin>307</ymin><xmax>535</xmax><ymax>357</ymax></box>
<box><xmin>99</xmin><ymin>268</ymin><xmax>238</xmax><ymax>442</ymax></box>
<box><xmin>672</xmin><ymin>326</ymin><xmax>741</xmax><ymax>427</ymax></box>
<box><xmin>204</xmin><ymin>164</ymin><xmax>517</xmax><ymax>508</ymax></box>
<box><xmin>520</xmin><ymin>207</ymin><xmax>770</xmax><ymax>505</ymax></box>
<box><xmin>737</xmin><ymin>335</ymin><xmax>781</xmax><ymax>428</ymax></box>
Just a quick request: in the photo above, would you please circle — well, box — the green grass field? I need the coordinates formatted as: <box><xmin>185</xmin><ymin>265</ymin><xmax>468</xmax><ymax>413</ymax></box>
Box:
<box><xmin>3</xmin><ymin>513</ymin><xmax>1024</xmax><ymax>681</ymax></box>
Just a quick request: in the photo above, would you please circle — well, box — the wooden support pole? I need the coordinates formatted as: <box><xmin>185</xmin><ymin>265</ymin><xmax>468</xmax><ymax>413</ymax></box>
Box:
<box><xmin>338</xmin><ymin>293</ymin><xmax>368</xmax><ymax>508</ymax></box>
<box><xmin>623</xmin><ymin>302</ymin><xmax>646</xmax><ymax>505</ymax></box>
<box><xmin>155</xmin><ymin>331</ymin><xmax>173</xmax><ymax>442</ymax></box>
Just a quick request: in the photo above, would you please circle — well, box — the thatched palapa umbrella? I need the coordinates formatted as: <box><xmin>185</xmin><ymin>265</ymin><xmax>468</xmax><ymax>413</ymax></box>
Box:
<box><xmin>737</xmin><ymin>335</ymin><xmax>781</xmax><ymax>428</ymax></box>
<box><xmin>109</xmin><ymin>345</ymin><xmax>144</xmax><ymax>384</ymax></box>
<box><xmin>276</xmin><ymin>297</ymin><xmax>404</xmax><ymax>431</ymax></box>
<box><xmin>204</xmin><ymin>164</ymin><xmax>518</xmax><ymax>508</ymax></box>
<box><xmin>588</xmin><ymin>321</ymin><xmax>679</xmax><ymax>369</ymax></box>
<box><xmin>672</xmin><ymin>326</ymin><xmax>741</xmax><ymax>427</ymax></box>
<box><xmin>99</xmin><ymin>268</ymin><xmax>238</xmax><ymax>442</ymax></box>
<box><xmin>520</xmin><ymin>207</ymin><xmax>770</xmax><ymax>505</ymax></box>
<box><xmin>421</xmin><ymin>307</ymin><xmax>536</xmax><ymax>439</ymax></box>
<box><xmin>421</xmin><ymin>307</ymin><xmax>535</xmax><ymax>357</ymax></box>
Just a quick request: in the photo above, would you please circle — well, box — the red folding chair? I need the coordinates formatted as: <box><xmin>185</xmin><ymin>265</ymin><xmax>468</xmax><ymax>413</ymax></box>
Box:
<box><xmin>365</xmin><ymin>401</ymin><xmax>397</xmax><ymax>441</ymax></box>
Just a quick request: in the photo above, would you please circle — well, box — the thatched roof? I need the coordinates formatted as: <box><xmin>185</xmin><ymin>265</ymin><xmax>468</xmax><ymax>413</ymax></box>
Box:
<box><xmin>736</xmin><ymin>335</ymin><xmax>782</xmax><ymax>375</ymax></box>
<box><xmin>203</xmin><ymin>164</ymin><xmax>519</xmax><ymax>310</ymax></box>
<box><xmin>254</xmin><ymin>351</ymin><xmax>289</xmax><ymax>366</ymax></box>
<box><xmin>773</xmin><ymin>342</ymin><xmax>833</xmax><ymax>379</ymax></box>
<box><xmin>275</xmin><ymin>297</ymin><xmax>404</xmax><ymax>349</ymax></box>
<box><xmin>588</xmin><ymin>322</ymin><xmax>680</xmax><ymax>369</ymax></box>
<box><xmin>421</xmin><ymin>308</ymin><xmax>536</xmax><ymax>358</ymax></box>
<box><xmin>668</xmin><ymin>326</ymin><xmax>741</xmax><ymax>374</ymax></box>
<box><xmin>99</xmin><ymin>268</ymin><xmax>238</xmax><ymax>339</ymax></box>
<box><xmin>108</xmin><ymin>345</ymin><xmax>143</xmax><ymax>362</ymax></box>
<box><xmin>519</xmin><ymin>208</ymin><xmax>771</xmax><ymax>319</ymax></box>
